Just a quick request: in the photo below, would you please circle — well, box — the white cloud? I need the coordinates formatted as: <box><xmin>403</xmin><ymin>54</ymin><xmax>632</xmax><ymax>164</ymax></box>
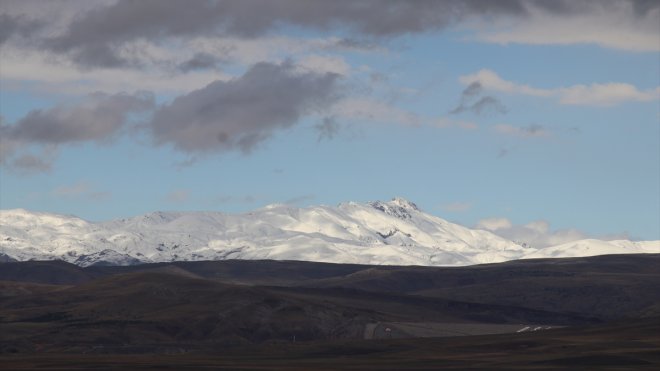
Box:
<box><xmin>472</xmin><ymin>2</ymin><xmax>659</xmax><ymax>52</ymax></box>
<box><xmin>475</xmin><ymin>217</ymin><xmax>512</xmax><ymax>231</ymax></box>
<box><xmin>476</xmin><ymin>217</ymin><xmax>588</xmax><ymax>248</ymax></box>
<box><xmin>297</xmin><ymin>54</ymin><xmax>351</xmax><ymax>76</ymax></box>
<box><xmin>558</xmin><ymin>84</ymin><xmax>660</xmax><ymax>106</ymax></box>
<box><xmin>460</xmin><ymin>69</ymin><xmax>659</xmax><ymax>106</ymax></box>
<box><xmin>459</xmin><ymin>69</ymin><xmax>550</xmax><ymax>97</ymax></box>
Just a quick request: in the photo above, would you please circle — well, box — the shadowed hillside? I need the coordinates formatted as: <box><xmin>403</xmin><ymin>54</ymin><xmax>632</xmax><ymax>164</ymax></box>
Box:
<box><xmin>1</xmin><ymin>254</ymin><xmax>659</xmax><ymax>368</ymax></box>
<box><xmin>2</xmin><ymin>254</ymin><xmax>658</xmax><ymax>321</ymax></box>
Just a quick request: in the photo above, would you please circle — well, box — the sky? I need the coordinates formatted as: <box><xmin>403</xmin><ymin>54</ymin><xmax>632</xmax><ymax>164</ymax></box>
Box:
<box><xmin>0</xmin><ymin>0</ymin><xmax>658</xmax><ymax>246</ymax></box>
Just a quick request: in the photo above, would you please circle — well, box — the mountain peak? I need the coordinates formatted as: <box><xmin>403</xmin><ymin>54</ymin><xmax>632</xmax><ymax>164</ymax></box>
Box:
<box><xmin>367</xmin><ymin>197</ymin><xmax>420</xmax><ymax>220</ymax></box>
<box><xmin>389</xmin><ymin>197</ymin><xmax>419</xmax><ymax>211</ymax></box>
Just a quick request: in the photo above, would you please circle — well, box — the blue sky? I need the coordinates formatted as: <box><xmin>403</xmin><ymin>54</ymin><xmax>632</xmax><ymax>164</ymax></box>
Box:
<box><xmin>1</xmin><ymin>0</ymin><xmax>658</xmax><ymax>245</ymax></box>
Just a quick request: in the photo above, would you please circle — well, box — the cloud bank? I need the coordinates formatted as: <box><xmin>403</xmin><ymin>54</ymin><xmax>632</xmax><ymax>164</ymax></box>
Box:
<box><xmin>1</xmin><ymin>0</ymin><xmax>657</xmax><ymax>173</ymax></box>
<box><xmin>475</xmin><ymin>217</ymin><xmax>630</xmax><ymax>248</ymax></box>
<box><xmin>2</xmin><ymin>0</ymin><xmax>655</xmax><ymax>72</ymax></box>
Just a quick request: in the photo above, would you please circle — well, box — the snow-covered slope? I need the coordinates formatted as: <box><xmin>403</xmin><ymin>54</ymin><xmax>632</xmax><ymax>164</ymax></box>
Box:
<box><xmin>523</xmin><ymin>239</ymin><xmax>660</xmax><ymax>259</ymax></box>
<box><xmin>1</xmin><ymin>198</ymin><xmax>658</xmax><ymax>267</ymax></box>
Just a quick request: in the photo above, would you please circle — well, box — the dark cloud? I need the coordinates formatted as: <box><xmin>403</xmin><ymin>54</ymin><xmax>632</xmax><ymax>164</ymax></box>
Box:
<box><xmin>631</xmin><ymin>0</ymin><xmax>660</xmax><ymax>15</ymax></box>
<box><xmin>0</xmin><ymin>134</ymin><xmax>57</xmax><ymax>173</ymax></box>
<box><xmin>315</xmin><ymin>117</ymin><xmax>341</xmax><ymax>142</ymax></box>
<box><xmin>178</xmin><ymin>52</ymin><xmax>225</xmax><ymax>72</ymax></box>
<box><xmin>10</xmin><ymin>153</ymin><xmax>54</xmax><ymax>173</ymax></box>
<box><xmin>1</xmin><ymin>92</ymin><xmax>154</xmax><ymax>173</ymax></box>
<box><xmin>52</xmin><ymin>0</ymin><xmax>527</xmax><ymax>40</ymax></box>
<box><xmin>8</xmin><ymin>92</ymin><xmax>154</xmax><ymax>144</ymax></box>
<box><xmin>0</xmin><ymin>14</ymin><xmax>22</xmax><ymax>43</ymax></box>
<box><xmin>461</xmin><ymin>81</ymin><xmax>483</xmax><ymax>98</ymax></box>
<box><xmin>450</xmin><ymin>82</ymin><xmax>507</xmax><ymax>115</ymax></box>
<box><xmin>63</xmin><ymin>43</ymin><xmax>130</xmax><ymax>69</ymax></box>
<box><xmin>0</xmin><ymin>13</ymin><xmax>41</xmax><ymax>44</ymax></box>
<box><xmin>334</xmin><ymin>37</ymin><xmax>379</xmax><ymax>51</ymax></box>
<box><xmin>4</xmin><ymin>1</ymin><xmax>654</xmax><ymax>68</ymax></box>
<box><xmin>533</xmin><ymin>0</ymin><xmax>658</xmax><ymax>15</ymax></box>
<box><xmin>32</xmin><ymin>0</ymin><xmax>528</xmax><ymax>68</ymax></box>
<box><xmin>470</xmin><ymin>96</ymin><xmax>508</xmax><ymax>115</ymax></box>
<box><xmin>2</xmin><ymin>62</ymin><xmax>340</xmax><ymax>172</ymax></box>
<box><xmin>150</xmin><ymin>61</ymin><xmax>340</xmax><ymax>153</ymax></box>
<box><xmin>0</xmin><ymin>123</ymin><xmax>20</xmax><ymax>164</ymax></box>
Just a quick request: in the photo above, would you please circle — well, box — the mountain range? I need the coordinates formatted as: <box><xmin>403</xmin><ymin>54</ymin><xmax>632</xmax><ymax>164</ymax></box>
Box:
<box><xmin>1</xmin><ymin>197</ymin><xmax>658</xmax><ymax>267</ymax></box>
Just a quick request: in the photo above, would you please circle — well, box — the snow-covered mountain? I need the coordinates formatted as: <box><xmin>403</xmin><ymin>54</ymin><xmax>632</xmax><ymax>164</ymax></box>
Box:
<box><xmin>1</xmin><ymin>198</ymin><xmax>658</xmax><ymax>267</ymax></box>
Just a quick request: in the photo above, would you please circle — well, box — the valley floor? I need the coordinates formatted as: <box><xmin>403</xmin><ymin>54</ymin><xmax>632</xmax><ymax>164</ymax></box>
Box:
<box><xmin>1</xmin><ymin>318</ymin><xmax>659</xmax><ymax>370</ymax></box>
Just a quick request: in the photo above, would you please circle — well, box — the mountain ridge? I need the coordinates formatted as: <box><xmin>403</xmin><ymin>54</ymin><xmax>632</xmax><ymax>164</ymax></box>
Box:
<box><xmin>1</xmin><ymin>198</ymin><xmax>658</xmax><ymax>267</ymax></box>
